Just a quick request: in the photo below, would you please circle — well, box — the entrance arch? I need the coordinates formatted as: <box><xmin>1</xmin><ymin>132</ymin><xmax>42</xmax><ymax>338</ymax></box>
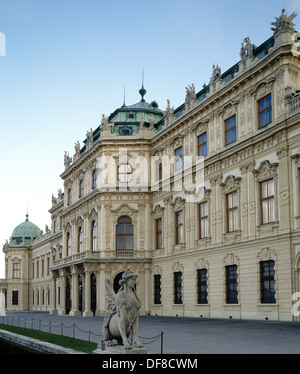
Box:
<box><xmin>113</xmin><ymin>272</ymin><xmax>124</xmax><ymax>294</ymax></box>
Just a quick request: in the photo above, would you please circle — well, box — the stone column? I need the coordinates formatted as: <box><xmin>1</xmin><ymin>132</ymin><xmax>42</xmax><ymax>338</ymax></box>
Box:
<box><xmin>277</xmin><ymin>146</ymin><xmax>291</xmax><ymax>233</ymax></box>
<box><xmin>59</xmin><ymin>269</ymin><xmax>66</xmax><ymax>315</ymax></box>
<box><xmin>247</xmin><ymin>161</ymin><xmax>256</xmax><ymax>240</ymax></box>
<box><xmin>240</xmin><ymin>163</ymin><xmax>249</xmax><ymax>240</ymax></box>
<box><xmin>83</xmin><ymin>265</ymin><xmax>93</xmax><ymax>316</ymax></box>
<box><xmin>70</xmin><ymin>266</ymin><xmax>81</xmax><ymax>316</ymax></box>
<box><xmin>50</xmin><ymin>271</ymin><xmax>58</xmax><ymax>315</ymax></box>
<box><xmin>99</xmin><ymin>264</ymin><xmax>106</xmax><ymax>316</ymax></box>
<box><xmin>144</xmin><ymin>263</ymin><xmax>151</xmax><ymax>315</ymax></box>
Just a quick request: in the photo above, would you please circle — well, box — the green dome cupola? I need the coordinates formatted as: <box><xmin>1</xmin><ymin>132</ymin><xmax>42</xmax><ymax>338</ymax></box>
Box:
<box><xmin>11</xmin><ymin>214</ymin><xmax>41</xmax><ymax>245</ymax></box>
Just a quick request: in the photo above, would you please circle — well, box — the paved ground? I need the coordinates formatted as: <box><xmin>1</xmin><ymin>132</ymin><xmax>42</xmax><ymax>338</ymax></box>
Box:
<box><xmin>2</xmin><ymin>311</ymin><xmax>300</xmax><ymax>354</ymax></box>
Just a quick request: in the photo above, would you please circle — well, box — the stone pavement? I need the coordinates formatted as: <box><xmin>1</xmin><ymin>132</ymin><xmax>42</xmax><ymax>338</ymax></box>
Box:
<box><xmin>3</xmin><ymin>311</ymin><xmax>300</xmax><ymax>354</ymax></box>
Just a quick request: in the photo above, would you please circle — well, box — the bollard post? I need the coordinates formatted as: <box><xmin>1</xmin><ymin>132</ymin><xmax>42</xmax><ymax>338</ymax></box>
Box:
<box><xmin>161</xmin><ymin>331</ymin><xmax>164</xmax><ymax>354</ymax></box>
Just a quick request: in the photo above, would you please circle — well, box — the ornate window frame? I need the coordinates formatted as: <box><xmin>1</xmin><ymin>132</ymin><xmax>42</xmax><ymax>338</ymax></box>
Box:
<box><xmin>220</xmin><ymin>176</ymin><xmax>242</xmax><ymax>243</ymax></box>
<box><xmin>252</xmin><ymin>160</ymin><xmax>279</xmax><ymax>235</ymax></box>
<box><xmin>257</xmin><ymin>247</ymin><xmax>278</xmax><ymax>306</ymax></box>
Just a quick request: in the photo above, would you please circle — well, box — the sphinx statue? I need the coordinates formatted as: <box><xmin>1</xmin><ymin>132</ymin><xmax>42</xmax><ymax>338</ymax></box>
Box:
<box><xmin>102</xmin><ymin>269</ymin><xmax>144</xmax><ymax>350</ymax></box>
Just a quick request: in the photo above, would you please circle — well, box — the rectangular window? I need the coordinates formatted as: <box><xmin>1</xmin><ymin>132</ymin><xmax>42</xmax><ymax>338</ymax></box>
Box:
<box><xmin>225</xmin><ymin>115</ymin><xmax>236</xmax><ymax>145</ymax></box>
<box><xmin>227</xmin><ymin>192</ymin><xmax>238</xmax><ymax>232</ymax></box>
<box><xmin>68</xmin><ymin>189</ymin><xmax>72</xmax><ymax>205</ymax></box>
<box><xmin>226</xmin><ymin>265</ymin><xmax>238</xmax><ymax>304</ymax></box>
<box><xmin>197</xmin><ymin>269</ymin><xmax>208</xmax><ymax>304</ymax></box>
<box><xmin>175</xmin><ymin>210</ymin><xmax>184</xmax><ymax>244</ymax></box>
<box><xmin>92</xmin><ymin>169</ymin><xmax>98</xmax><ymax>189</ymax></box>
<box><xmin>198</xmin><ymin>202</ymin><xmax>208</xmax><ymax>239</ymax></box>
<box><xmin>174</xmin><ymin>271</ymin><xmax>183</xmax><ymax>304</ymax></box>
<box><xmin>155</xmin><ymin>218</ymin><xmax>162</xmax><ymax>249</ymax></box>
<box><xmin>13</xmin><ymin>263</ymin><xmax>19</xmax><ymax>279</ymax></box>
<box><xmin>154</xmin><ymin>274</ymin><xmax>161</xmax><ymax>304</ymax></box>
<box><xmin>118</xmin><ymin>164</ymin><xmax>132</xmax><ymax>183</ymax></box>
<box><xmin>12</xmin><ymin>291</ymin><xmax>18</xmax><ymax>306</ymax></box>
<box><xmin>260</xmin><ymin>179</ymin><xmax>274</xmax><ymax>224</ymax></box>
<box><xmin>260</xmin><ymin>260</ymin><xmax>276</xmax><ymax>303</ymax></box>
<box><xmin>155</xmin><ymin>159</ymin><xmax>162</xmax><ymax>181</ymax></box>
<box><xmin>42</xmin><ymin>259</ymin><xmax>44</xmax><ymax>277</ymax></box>
<box><xmin>175</xmin><ymin>146</ymin><xmax>183</xmax><ymax>171</ymax></box>
<box><xmin>79</xmin><ymin>179</ymin><xmax>84</xmax><ymax>197</ymax></box>
<box><xmin>258</xmin><ymin>94</ymin><xmax>272</xmax><ymax>128</ymax></box>
<box><xmin>198</xmin><ymin>133</ymin><xmax>207</xmax><ymax>157</ymax></box>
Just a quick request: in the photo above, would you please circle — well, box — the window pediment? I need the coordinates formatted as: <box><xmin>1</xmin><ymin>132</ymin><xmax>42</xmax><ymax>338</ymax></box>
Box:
<box><xmin>252</xmin><ymin>160</ymin><xmax>278</xmax><ymax>182</ymax></box>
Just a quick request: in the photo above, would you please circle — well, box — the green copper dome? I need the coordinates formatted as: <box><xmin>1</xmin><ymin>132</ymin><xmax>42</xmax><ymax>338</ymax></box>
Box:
<box><xmin>11</xmin><ymin>214</ymin><xmax>41</xmax><ymax>244</ymax></box>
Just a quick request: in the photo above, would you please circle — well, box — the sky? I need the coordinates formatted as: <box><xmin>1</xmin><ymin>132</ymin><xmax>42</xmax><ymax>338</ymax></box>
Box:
<box><xmin>0</xmin><ymin>0</ymin><xmax>299</xmax><ymax>278</ymax></box>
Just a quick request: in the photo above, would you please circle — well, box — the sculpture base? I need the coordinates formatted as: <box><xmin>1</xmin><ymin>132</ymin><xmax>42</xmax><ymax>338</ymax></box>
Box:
<box><xmin>93</xmin><ymin>343</ymin><xmax>147</xmax><ymax>355</ymax></box>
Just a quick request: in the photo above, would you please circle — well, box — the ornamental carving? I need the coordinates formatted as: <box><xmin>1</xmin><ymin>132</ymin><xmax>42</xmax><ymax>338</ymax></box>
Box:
<box><xmin>172</xmin><ymin>261</ymin><xmax>184</xmax><ymax>273</ymax></box>
<box><xmin>223</xmin><ymin>253</ymin><xmax>239</xmax><ymax>266</ymax></box>
<box><xmin>257</xmin><ymin>247</ymin><xmax>277</xmax><ymax>262</ymax></box>
<box><xmin>220</xmin><ymin>175</ymin><xmax>241</xmax><ymax>194</ymax></box>
<box><xmin>251</xmin><ymin>78</ymin><xmax>275</xmax><ymax>100</ymax></box>
<box><xmin>195</xmin><ymin>257</ymin><xmax>209</xmax><ymax>271</ymax></box>
<box><xmin>252</xmin><ymin>160</ymin><xmax>278</xmax><ymax>182</ymax></box>
<box><xmin>171</xmin><ymin>196</ymin><xmax>186</xmax><ymax>211</ymax></box>
<box><xmin>151</xmin><ymin>204</ymin><xmax>165</xmax><ymax>219</ymax></box>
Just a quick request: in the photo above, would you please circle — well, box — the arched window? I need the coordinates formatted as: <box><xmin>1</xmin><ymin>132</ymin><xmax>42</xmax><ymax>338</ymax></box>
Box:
<box><xmin>118</xmin><ymin>164</ymin><xmax>132</xmax><ymax>183</ymax></box>
<box><xmin>78</xmin><ymin>227</ymin><xmax>83</xmax><ymax>252</ymax></box>
<box><xmin>116</xmin><ymin>216</ymin><xmax>133</xmax><ymax>251</ymax></box>
<box><xmin>91</xmin><ymin>220</ymin><xmax>97</xmax><ymax>251</ymax></box>
<box><xmin>66</xmin><ymin>232</ymin><xmax>71</xmax><ymax>256</ymax></box>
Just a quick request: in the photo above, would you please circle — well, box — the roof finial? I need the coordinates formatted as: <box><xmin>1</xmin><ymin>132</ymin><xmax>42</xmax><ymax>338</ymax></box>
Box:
<box><xmin>139</xmin><ymin>68</ymin><xmax>147</xmax><ymax>102</ymax></box>
<box><xmin>122</xmin><ymin>85</ymin><xmax>126</xmax><ymax>107</ymax></box>
<box><xmin>26</xmin><ymin>206</ymin><xmax>29</xmax><ymax>221</ymax></box>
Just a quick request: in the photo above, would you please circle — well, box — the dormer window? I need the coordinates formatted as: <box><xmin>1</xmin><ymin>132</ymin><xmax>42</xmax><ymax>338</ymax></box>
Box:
<box><xmin>127</xmin><ymin>113</ymin><xmax>135</xmax><ymax>120</ymax></box>
<box><xmin>122</xmin><ymin>129</ymin><xmax>130</xmax><ymax>135</ymax></box>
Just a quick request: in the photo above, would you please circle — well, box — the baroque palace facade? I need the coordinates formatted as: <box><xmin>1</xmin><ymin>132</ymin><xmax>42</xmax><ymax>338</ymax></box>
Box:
<box><xmin>2</xmin><ymin>10</ymin><xmax>300</xmax><ymax>321</ymax></box>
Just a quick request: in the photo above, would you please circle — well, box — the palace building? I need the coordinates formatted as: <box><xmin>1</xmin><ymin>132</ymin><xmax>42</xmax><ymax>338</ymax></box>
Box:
<box><xmin>1</xmin><ymin>10</ymin><xmax>300</xmax><ymax>321</ymax></box>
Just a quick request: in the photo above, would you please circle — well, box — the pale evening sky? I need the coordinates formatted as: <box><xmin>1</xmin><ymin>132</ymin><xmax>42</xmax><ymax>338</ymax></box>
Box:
<box><xmin>0</xmin><ymin>0</ymin><xmax>299</xmax><ymax>277</ymax></box>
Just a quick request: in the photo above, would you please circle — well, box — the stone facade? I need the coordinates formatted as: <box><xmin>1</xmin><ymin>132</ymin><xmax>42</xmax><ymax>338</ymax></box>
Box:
<box><xmin>2</xmin><ymin>10</ymin><xmax>300</xmax><ymax>321</ymax></box>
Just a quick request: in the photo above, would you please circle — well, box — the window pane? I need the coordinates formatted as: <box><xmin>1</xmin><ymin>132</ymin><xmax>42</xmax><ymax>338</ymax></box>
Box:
<box><xmin>268</xmin><ymin>199</ymin><xmax>274</xmax><ymax>222</ymax></box>
<box><xmin>119</xmin><ymin>216</ymin><xmax>131</xmax><ymax>223</ymax></box>
<box><xmin>266</xmin><ymin>94</ymin><xmax>272</xmax><ymax>107</ymax></box>
<box><xmin>177</xmin><ymin>226</ymin><xmax>183</xmax><ymax>244</ymax></box>
<box><xmin>262</xmin><ymin>201</ymin><xmax>268</xmax><ymax>224</ymax></box>
<box><xmin>261</xmin><ymin>181</ymin><xmax>268</xmax><ymax>198</ymax></box>
<box><xmin>268</xmin><ymin>180</ymin><xmax>274</xmax><ymax>196</ymax></box>
<box><xmin>232</xmin><ymin>127</ymin><xmax>236</xmax><ymax>142</ymax></box>
<box><xmin>177</xmin><ymin>211</ymin><xmax>183</xmax><ymax>224</ymax></box>
<box><xmin>125</xmin><ymin>235</ymin><xmax>133</xmax><ymax>250</ymax></box>
<box><xmin>125</xmin><ymin>223</ymin><xmax>133</xmax><ymax>234</ymax></box>
<box><xmin>266</xmin><ymin>107</ymin><xmax>272</xmax><ymax>124</ymax></box>
<box><xmin>259</xmin><ymin>99</ymin><xmax>265</xmax><ymax>111</ymax></box>
<box><xmin>116</xmin><ymin>236</ymin><xmax>124</xmax><ymax>250</ymax></box>
<box><xmin>259</xmin><ymin>112</ymin><xmax>265</xmax><ymax>127</ymax></box>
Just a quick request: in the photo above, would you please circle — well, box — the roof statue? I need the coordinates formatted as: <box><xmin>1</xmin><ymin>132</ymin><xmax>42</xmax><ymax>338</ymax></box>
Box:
<box><xmin>101</xmin><ymin>269</ymin><xmax>145</xmax><ymax>351</ymax></box>
<box><xmin>271</xmin><ymin>9</ymin><xmax>297</xmax><ymax>34</ymax></box>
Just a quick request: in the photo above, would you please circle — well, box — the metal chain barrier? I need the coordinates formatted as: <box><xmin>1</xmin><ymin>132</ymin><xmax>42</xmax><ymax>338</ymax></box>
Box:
<box><xmin>0</xmin><ymin>315</ymin><xmax>164</xmax><ymax>353</ymax></box>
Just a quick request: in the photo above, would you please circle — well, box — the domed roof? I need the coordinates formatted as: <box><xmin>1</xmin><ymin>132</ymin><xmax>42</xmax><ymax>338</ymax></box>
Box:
<box><xmin>11</xmin><ymin>214</ymin><xmax>41</xmax><ymax>244</ymax></box>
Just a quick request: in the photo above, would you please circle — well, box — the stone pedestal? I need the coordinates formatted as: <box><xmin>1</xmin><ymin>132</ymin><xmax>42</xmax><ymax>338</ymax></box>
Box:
<box><xmin>93</xmin><ymin>343</ymin><xmax>147</xmax><ymax>355</ymax></box>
